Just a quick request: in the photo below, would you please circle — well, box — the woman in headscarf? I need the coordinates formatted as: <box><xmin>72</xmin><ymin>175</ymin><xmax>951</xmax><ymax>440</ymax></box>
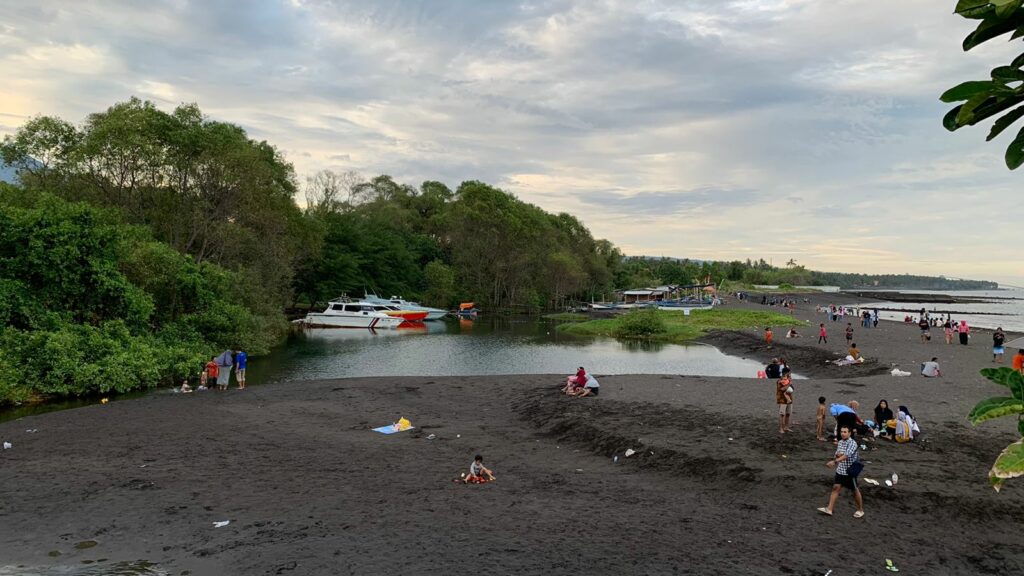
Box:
<box><xmin>891</xmin><ymin>405</ymin><xmax>920</xmax><ymax>443</ymax></box>
<box><xmin>873</xmin><ymin>400</ymin><xmax>893</xmax><ymax>433</ymax></box>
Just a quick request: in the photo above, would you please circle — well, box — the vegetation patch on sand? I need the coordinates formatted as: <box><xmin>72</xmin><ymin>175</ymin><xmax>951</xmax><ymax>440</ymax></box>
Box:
<box><xmin>557</xmin><ymin>308</ymin><xmax>803</xmax><ymax>344</ymax></box>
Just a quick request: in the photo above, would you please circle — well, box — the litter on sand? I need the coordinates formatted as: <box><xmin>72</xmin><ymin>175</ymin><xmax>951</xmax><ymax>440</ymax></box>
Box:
<box><xmin>426</xmin><ymin>434</ymin><xmax>436</xmax><ymax>440</ymax></box>
<box><xmin>212</xmin><ymin>521</ymin><xmax>230</xmax><ymax>528</ymax></box>
<box><xmin>885</xmin><ymin>558</ymin><xmax>900</xmax><ymax>572</ymax></box>
<box><xmin>890</xmin><ymin>368</ymin><xmax>911</xmax><ymax>377</ymax></box>
<box><xmin>25</xmin><ymin>429</ymin><xmax>37</xmax><ymax>433</ymax></box>
<box><xmin>2</xmin><ymin>442</ymin><xmax>11</xmax><ymax>450</ymax></box>
<box><xmin>372</xmin><ymin>417</ymin><xmax>414</xmax><ymax>435</ymax></box>
<box><xmin>863</xmin><ymin>478</ymin><xmax>880</xmax><ymax>486</ymax></box>
<box><xmin>885</xmin><ymin>480</ymin><xmax>893</xmax><ymax>487</ymax></box>
<box><xmin>624</xmin><ymin>448</ymin><xmax>637</xmax><ymax>457</ymax></box>
<box><xmin>892</xmin><ymin>473</ymin><xmax>899</xmax><ymax>485</ymax></box>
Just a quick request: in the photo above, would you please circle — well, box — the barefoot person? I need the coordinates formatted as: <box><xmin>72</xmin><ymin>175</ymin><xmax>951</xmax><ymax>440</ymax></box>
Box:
<box><xmin>464</xmin><ymin>455</ymin><xmax>495</xmax><ymax>483</ymax></box>
<box><xmin>776</xmin><ymin>368</ymin><xmax>793</xmax><ymax>433</ymax></box>
<box><xmin>234</xmin><ymin>349</ymin><xmax>248</xmax><ymax>390</ymax></box>
<box><xmin>816</xmin><ymin>396</ymin><xmax>827</xmax><ymax>441</ymax></box>
<box><xmin>993</xmin><ymin>328</ymin><xmax>1006</xmax><ymax>363</ymax></box>
<box><xmin>817</xmin><ymin>425</ymin><xmax>865</xmax><ymax>518</ymax></box>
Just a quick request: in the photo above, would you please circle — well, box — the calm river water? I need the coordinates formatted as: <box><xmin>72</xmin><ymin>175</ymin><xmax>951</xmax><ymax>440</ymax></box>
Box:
<box><xmin>245</xmin><ymin>315</ymin><xmax>766</xmax><ymax>384</ymax></box>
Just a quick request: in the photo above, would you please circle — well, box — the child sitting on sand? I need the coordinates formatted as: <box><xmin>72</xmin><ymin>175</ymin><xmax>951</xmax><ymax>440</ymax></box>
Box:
<box><xmin>463</xmin><ymin>455</ymin><xmax>496</xmax><ymax>484</ymax></box>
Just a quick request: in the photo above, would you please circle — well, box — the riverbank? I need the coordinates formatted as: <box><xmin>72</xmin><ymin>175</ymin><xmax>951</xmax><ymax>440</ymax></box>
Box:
<box><xmin>2</xmin><ymin>294</ymin><xmax>1023</xmax><ymax>574</ymax></box>
<box><xmin>557</xmin><ymin>308</ymin><xmax>802</xmax><ymax>344</ymax></box>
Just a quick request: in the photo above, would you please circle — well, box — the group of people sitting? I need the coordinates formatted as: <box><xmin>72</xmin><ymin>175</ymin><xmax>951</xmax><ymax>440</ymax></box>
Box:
<box><xmin>562</xmin><ymin>366</ymin><xmax>600</xmax><ymax>397</ymax></box>
<box><xmin>827</xmin><ymin>399</ymin><xmax>921</xmax><ymax>443</ymax></box>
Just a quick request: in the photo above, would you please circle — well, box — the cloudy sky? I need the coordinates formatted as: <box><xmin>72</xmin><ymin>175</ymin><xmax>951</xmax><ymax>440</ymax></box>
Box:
<box><xmin>1</xmin><ymin>0</ymin><xmax>1022</xmax><ymax>285</ymax></box>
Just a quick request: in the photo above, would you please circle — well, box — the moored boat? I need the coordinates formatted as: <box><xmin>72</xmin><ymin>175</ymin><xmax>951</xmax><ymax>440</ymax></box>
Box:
<box><xmin>303</xmin><ymin>299</ymin><xmax>405</xmax><ymax>329</ymax></box>
<box><xmin>364</xmin><ymin>293</ymin><xmax>448</xmax><ymax>321</ymax></box>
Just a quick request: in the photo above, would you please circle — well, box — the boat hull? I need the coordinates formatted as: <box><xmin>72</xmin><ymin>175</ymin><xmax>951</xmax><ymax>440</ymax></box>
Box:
<box><xmin>302</xmin><ymin>313</ymin><xmax>404</xmax><ymax>329</ymax></box>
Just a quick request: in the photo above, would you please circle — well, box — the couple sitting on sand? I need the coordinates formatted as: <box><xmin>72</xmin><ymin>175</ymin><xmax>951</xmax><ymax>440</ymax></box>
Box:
<box><xmin>872</xmin><ymin>400</ymin><xmax>921</xmax><ymax>443</ymax></box>
<box><xmin>562</xmin><ymin>366</ymin><xmax>600</xmax><ymax>397</ymax></box>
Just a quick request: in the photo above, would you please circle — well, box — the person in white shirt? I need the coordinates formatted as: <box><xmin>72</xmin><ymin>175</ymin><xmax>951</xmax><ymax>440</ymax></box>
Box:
<box><xmin>921</xmin><ymin>358</ymin><xmax>941</xmax><ymax>377</ymax></box>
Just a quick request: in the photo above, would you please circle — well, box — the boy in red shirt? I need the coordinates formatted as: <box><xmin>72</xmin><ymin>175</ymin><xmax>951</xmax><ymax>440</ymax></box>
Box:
<box><xmin>765</xmin><ymin>327</ymin><xmax>773</xmax><ymax>345</ymax></box>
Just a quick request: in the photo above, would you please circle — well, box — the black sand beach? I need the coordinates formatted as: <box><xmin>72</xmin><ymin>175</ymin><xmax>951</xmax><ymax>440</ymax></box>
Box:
<box><xmin>2</xmin><ymin>294</ymin><xmax>1024</xmax><ymax>575</ymax></box>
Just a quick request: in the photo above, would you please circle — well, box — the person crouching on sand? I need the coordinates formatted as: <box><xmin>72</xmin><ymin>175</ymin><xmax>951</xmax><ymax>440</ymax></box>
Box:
<box><xmin>464</xmin><ymin>455</ymin><xmax>495</xmax><ymax>484</ymax></box>
<box><xmin>818</xmin><ymin>425</ymin><xmax>865</xmax><ymax>518</ymax></box>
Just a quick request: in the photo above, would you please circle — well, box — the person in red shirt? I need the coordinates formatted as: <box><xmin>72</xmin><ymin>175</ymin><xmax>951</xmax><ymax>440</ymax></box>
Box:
<box><xmin>1014</xmin><ymin>349</ymin><xmax>1024</xmax><ymax>375</ymax></box>
<box><xmin>765</xmin><ymin>327</ymin><xmax>773</xmax><ymax>345</ymax></box>
<box><xmin>205</xmin><ymin>357</ymin><xmax>220</xmax><ymax>389</ymax></box>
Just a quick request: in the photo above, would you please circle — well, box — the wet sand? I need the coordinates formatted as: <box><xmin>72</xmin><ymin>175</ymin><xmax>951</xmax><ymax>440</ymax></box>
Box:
<box><xmin>2</xmin><ymin>295</ymin><xmax>1024</xmax><ymax>574</ymax></box>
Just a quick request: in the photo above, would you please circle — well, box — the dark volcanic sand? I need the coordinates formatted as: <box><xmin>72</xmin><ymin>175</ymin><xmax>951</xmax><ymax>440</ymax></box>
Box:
<box><xmin>2</xmin><ymin>295</ymin><xmax>1024</xmax><ymax>575</ymax></box>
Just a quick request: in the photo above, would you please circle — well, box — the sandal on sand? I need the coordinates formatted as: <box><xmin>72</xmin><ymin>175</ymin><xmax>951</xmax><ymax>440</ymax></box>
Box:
<box><xmin>853</xmin><ymin>510</ymin><xmax>865</xmax><ymax>518</ymax></box>
<box><xmin>816</xmin><ymin>507</ymin><xmax>832</xmax><ymax>516</ymax></box>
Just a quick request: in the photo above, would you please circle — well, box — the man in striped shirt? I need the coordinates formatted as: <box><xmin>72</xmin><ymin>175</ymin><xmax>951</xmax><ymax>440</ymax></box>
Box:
<box><xmin>817</xmin><ymin>425</ymin><xmax>865</xmax><ymax>518</ymax></box>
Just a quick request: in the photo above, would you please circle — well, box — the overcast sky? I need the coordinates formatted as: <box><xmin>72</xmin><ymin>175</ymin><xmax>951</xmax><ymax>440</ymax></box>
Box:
<box><xmin>1</xmin><ymin>0</ymin><xmax>1022</xmax><ymax>285</ymax></box>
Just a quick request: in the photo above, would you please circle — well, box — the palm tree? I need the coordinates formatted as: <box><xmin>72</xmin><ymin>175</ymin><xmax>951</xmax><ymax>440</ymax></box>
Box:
<box><xmin>786</xmin><ymin>258</ymin><xmax>797</xmax><ymax>268</ymax></box>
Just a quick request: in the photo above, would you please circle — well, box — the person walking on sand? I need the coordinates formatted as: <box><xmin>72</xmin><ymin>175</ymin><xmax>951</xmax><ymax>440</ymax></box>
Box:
<box><xmin>818</xmin><ymin>323</ymin><xmax>828</xmax><ymax>344</ymax></box>
<box><xmin>845</xmin><ymin>323</ymin><xmax>854</xmax><ymax>345</ymax></box>
<box><xmin>958</xmin><ymin>320</ymin><xmax>970</xmax><ymax>345</ymax></box>
<box><xmin>919</xmin><ymin>316</ymin><xmax>931</xmax><ymax>343</ymax></box>
<box><xmin>777</xmin><ymin>368</ymin><xmax>793</xmax><ymax>433</ymax></box>
<box><xmin>1013</xmin><ymin>348</ymin><xmax>1024</xmax><ymax>375</ymax></box>
<box><xmin>943</xmin><ymin>319</ymin><xmax>954</xmax><ymax>345</ymax></box>
<box><xmin>234</xmin><ymin>348</ymin><xmax>248</xmax><ymax>389</ymax></box>
<box><xmin>993</xmin><ymin>328</ymin><xmax>1006</xmax><ymax>363</ymax></box>
<box><xmin>817</xmin><ymin>425</ymin><xmax>865</xmax><ymax>518</ymax></box>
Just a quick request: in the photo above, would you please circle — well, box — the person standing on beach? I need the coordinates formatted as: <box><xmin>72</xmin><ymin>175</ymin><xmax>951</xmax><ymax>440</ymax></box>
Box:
<box><xmin>215</xmin><ymin>349</ymin><xmax>233</xmax><ymax>390</ymax></box>
<box><xmin>1014</xmin><ymin>349</ymin><xmax>1024</xmax><ymax>375</ymax></box>
<box><xmin>845</xmin><ymin>323</ymin><xmax>854</xmax><ymax>345</ymax></box>
<box><xmin>234</xmin><ymin>349</ymin><xmax>248</xmax><ymax>389</ymax></box>
<box><xmin>765</xmin><ymin>327</ymin><xmax>773</xmax><ymax>346</ymax></box>
<box><xmin>872</xmin><ymin>309</ymin><xmax>879</xmax><ymax>328</ymax></box>
<box><xmin>205</xmin><ymin>357</ymin><xmax>219</xmax><ymax>390</ymax></box>
<box><xmin>816</xmin><ymin>396</ymin><xmax>827</xmax><ymax>441</ymax></box>
<box><xmin>776</xmin><ymin>368</ymin><xmax>793</xmax><ymax>433</ymax></box>
<box><xmin>993</xmin><ymin>328</ymin><xmax>1006</xmax><ymax>363</ymax></box>
<box><xmin>818</xmin><ymin>323</ymin><xmax>828</xmax><ymax>344</ymax></box>
<box><xmin>943</xmin><ymin>319</ymin><xmax>954</xmax><ymax>344</ymax></box>
<box><xmin>958</xmin><ymin>320</ymin><xmax>970</xmax><ymax>345</ymax></box>
<box><xmin>918</xmin><ymin>317</ymin><xmax>931</xmax><ymax>343</ymax></box>
<box><xmin>818</xmin><ymin>425</ymin><xmax>865</xmax><ymax>518</ymax></box>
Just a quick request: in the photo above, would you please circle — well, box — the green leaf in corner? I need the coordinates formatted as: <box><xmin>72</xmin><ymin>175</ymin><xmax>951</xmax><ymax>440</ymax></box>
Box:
<box><xmin>1017</xmin><ymin>418</ymin><xmax>1024</xmax><ymax>437</ymax></box>
<box><xmin>989</xmin><ymin>106</ymin><xmax>1024</xmax><ymax>141</ymax></box>
<box><xmin>1006</xmin><ymin>126</ymin><xmax>1024</xmax><ymax>169</ymax></box>
<box><xmin>989</xmin><ymin>439</ymin><xmax>1024</xmax><ymax>491</ymax></box>
<box><xmin>980</xmin><ymin>367</ymin><xmax>1024</xmax><ymax>397</ymax></box>
<box><xmin>940</xmin><ymin>80</ymin><xmax>1001</xmax><ymax>102</ymax></box>
<box><xmin>993</xmin><ymin>0</ymin><xmax>1023</xmax><ymax>18</ymax></box>
<box><xmin>969</xmin><ymin>396</ymin><xmax>1024</xmax><ymax>424</ymax></box>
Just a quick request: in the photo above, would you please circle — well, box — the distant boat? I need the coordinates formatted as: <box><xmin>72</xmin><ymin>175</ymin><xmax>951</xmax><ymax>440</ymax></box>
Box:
<box><xmin>457</xmin><ymin>302</ymin><xmax>479</xmax><ymax>316</ymax></box>
<box><xmin>302</xmin><ymin>299</ymin><xmax>405</xmax><ymax>329</ymax></box>
<box><xmin>364</xmin><ymin>293</ymin><xmax>448</xmax><ymax>321</ymax></box>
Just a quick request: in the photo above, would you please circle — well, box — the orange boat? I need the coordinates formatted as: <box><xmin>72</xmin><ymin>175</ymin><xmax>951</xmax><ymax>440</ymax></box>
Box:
<box><xmin>356</xmin><ymin>301</ymin><xmax>428</xmax><ymax>322</ymax></box>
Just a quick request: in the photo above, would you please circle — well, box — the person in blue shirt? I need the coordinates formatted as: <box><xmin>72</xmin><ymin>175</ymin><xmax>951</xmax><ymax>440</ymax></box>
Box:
<box><xmin>234</xmin><ymin>349</ymin><xmax>248</xmax><ymax>390</ymax></box>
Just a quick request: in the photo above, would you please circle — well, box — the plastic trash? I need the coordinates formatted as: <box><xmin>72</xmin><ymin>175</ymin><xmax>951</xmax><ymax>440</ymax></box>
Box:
<box><xmin>624</xmin><ymin>448</ymin><xmax>636</xmax><ymax>457</ymax></box>
<box><xmin>2</xmin><ymin>442</ymin><xmax>10</xmax><ymax>450</ymax></box>
<box><xmin>426</xmin><ymin>434</ymin><xmax>436</xmax><ymax>440</ymax></box>
<box><xmin>25</xmin><ymin>429</ymin><xmax>37</xmax><ymax>433</ymax></box>
<box><xmin>860</xmin><ymin>444</ymin><xmax>868</xmax><ymax>450</ymax></box>
<box><xmin>885</xmin><ymin>480</ymin><xmax>893</xmax><ymax>487</ymax></box>
<box><xmin>885</xmin><ymin>558</ymin><xmax>900</xmax><ymax>572</ymax></box>
<box><xmin>613</xmin><ymin>456</ymin><xmax>618</xmax><ymax>463</ymax></box>
<box><xmin>890</xmin><ymin>368</ymin><xmax>911</xmax><ymax>377</ymax></box>
<box><xmin>101</xmin><ymin>398</ymin><xmax>109</xmax><ymax>404</ymax></box>
<box><xmin>891</xmin><ymin>473</ymin><xmax>899</xmax><ymax>485</ymax></box>
<box><xmin>863</xmin><ymin>478</ymin><xmax>880</xmax><ymax>486</ymax></box>
<box><xmin>212</xmin><ymin>521</ymin><xmax>230</xmax><ymax>528</ymax></box>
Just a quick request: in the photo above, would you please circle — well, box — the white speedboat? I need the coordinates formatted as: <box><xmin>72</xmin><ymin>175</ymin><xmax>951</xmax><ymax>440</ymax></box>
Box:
<box><xmin>364</xmin><ymin>294</ymin><xmax>448</xmax><ymax>320</ymax></box>
<box><xmin>303</xmin><ymin>300</ymin><xmax>405</xmax><ymax>329</ymax></box>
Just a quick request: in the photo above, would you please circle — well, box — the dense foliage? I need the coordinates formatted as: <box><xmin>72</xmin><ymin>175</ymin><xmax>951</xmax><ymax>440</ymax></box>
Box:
<box><xmin>0</xmin><ymin>188</ymin><xmax>278</xmax><ymax>403</ymax></box>
<box><xmin>943</xmin><ymin>1</ymin><xmax>1024</xmax><ymax>169</ymax></box>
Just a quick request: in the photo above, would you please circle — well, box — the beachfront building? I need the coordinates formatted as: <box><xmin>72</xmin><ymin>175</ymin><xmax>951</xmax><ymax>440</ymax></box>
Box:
<box><xmin>619</xmin><ymin>286</ymin><xmax>679</xmax><ymax>304</ymax></box>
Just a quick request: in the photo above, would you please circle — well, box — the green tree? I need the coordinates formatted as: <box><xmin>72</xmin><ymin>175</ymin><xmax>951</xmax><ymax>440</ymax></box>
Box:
<box><xmin>943</xmin><ymin>1</ymin><xmax>1024</xmax><ymax>168</ymax></box>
